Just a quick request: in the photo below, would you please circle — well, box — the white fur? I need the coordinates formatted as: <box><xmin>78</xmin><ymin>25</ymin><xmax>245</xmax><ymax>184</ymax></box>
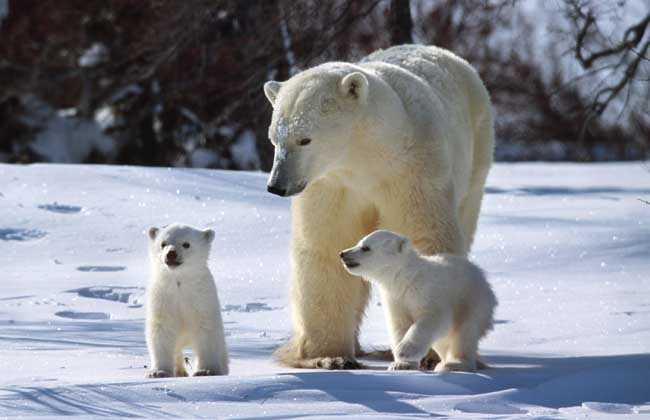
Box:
<box><xmin>341</xmin><ymin>230</ymin><xmax>497</xmax><ymax>372</ymax></box>
<box><xmin>145</xmin><ymin>224</ymin><xmax>228</xmax><ymax>377</ymax></box>
<box><xmin>264</xmin><ymin>45</ymin><xmax>494</xmax><ymax>368</ymax></box>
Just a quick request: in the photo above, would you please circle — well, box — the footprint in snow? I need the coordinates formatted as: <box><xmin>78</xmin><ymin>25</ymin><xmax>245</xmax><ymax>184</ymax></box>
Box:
<box><xmin>77</xmin><ymin>266</ymin><xmax>126</xmax><ymax>272</ymax></box>
<box><xmin>37</xmin><ymin>202</ymin><xmax>83</xmax><ymax>214</ymax></box>
<box><xmin>105</xmin><ymin>247</ymin><xmax>130</xmax><ymax>253</ymax></box>
<box><xmin>55</xmin><ymin>311</ymin><xmax>110</xmax><ymax>320</ymax></box>
<box><xmin>68</xmin><ymin>286</ymin><xmax>144</xmax><ymax>307</ymax></box>
<box><xmin>0</xmin><ymin>228</ymin><xmax>47</xmax><ymax>241</ymax></box>
<box><xmin>223</xmin><ymin>302</ymin><xmax>277</xmax><ymax>312</ymax></box>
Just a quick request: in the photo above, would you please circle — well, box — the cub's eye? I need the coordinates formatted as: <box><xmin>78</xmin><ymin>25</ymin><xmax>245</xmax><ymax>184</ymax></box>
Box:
<box><xmin>182</xmin><ymin>242</ymin><xmax>190</xmax><ymax>249</ymax></box>
<box><xmin>361</xmin><ymin>246</ymin><xmax>370</xmax><ymax>252</ymax></box>
<box><xmin>161</xmin><ymin>242</ymin><xmax>167</xmax><ymax>249</ymax></box>
<box><xmin>297</xmin><ymin>138</ymin><xmax>311</xmax><ymax>146</ymax></box>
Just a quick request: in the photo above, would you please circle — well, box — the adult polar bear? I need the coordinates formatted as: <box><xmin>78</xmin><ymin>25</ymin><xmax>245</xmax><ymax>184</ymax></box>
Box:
<box><xmin>264</xmin><ymin>44</ymin><xmax>494</xmax><ymax>369</ymax></box>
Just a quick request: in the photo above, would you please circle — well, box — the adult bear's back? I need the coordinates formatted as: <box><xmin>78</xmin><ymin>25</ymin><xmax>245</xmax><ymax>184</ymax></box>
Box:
<box><xmin>361</xmin><ymin>44</ymin><xmax>488</xmax><ymax>121</ymax></box>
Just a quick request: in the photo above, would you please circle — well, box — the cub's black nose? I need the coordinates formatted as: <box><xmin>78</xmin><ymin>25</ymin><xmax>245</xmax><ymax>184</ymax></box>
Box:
<box><xmin>167</xmin><ymin>250</ymin><xmax>177</xmax><ymax>260</ymax></box>
<box><xmin>267</xmin><ymin>185</ymin><xmax>287</xmax><ymax>197</ymax></box>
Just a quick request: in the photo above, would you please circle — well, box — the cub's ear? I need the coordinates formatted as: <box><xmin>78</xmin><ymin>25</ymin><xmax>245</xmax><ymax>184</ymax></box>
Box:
<box><xmin>340</xmin><ymin>72</ymin><xmax>368</xmax><ymax>103</ymax></box>
<box><xmin>204</xmin><ymin>229</ymin><xmax>215</xmax><ymax>242</ymax></box>
<box><xmin>148</xmin><ymin>227</ymin><xmax>159</xmax><ymax>240</ymax></box>
<box><xmin>264</xmin><ymin>81</ymin><xmax>283</xmax><ymax>107</ymax></box>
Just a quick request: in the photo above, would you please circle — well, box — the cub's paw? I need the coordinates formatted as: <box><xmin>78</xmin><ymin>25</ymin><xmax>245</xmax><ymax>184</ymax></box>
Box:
<box><xmin>314</xmin><ymin>357</ymin><xmax>363</xmax><ymax>370</ymax></box>
<box><xmin>192</xmin><ymin>369</ymin><xmax>219</xmax><ymax>376</ymax></box>
<box><xmin>146</xmin><ymin>369</ymin><xmax>172</xmax><ymax>378</ymax></box>
<box><xmin>434</xmin><ymin>361</ymin><xmax>475</xmax><ymax>373</ymax></box>
<box><xmin>388</xmin><ymin>361</ymin><xmax>418</xmax><ymax>371</ymax></box>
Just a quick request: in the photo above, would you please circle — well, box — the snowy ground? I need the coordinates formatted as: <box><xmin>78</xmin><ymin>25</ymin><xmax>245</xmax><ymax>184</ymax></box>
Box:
<box><xmin>0</xmin><ymin>162</ymin><xmax>648</xmax><ymax>419</ymax></box>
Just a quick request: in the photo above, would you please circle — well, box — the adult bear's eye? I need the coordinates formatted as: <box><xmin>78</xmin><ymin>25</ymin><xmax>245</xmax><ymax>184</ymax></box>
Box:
<box><xmin>297</xmin><ymin>138</ymin><xmax>311</xmax><ymax>146</ymax></box>
<box><xmin>182</xmin><ymin>242</ymin><xmax>190</xmax><ymax>249</ymax></box>
<box><xmin>361</xmin><ymin>246</ymin><xmax>370</xmax><ymax>252</ymax></box>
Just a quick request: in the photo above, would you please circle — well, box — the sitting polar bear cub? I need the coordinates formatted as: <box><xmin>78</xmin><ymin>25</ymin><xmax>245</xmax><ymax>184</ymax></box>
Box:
<box><xmin>341</xmin><ymin>230</ymin><xmax>496</xmax><ymax>372</ymax></box>
<box><xmin>145</xmin><ymin>224</ymin><xmax>228</xmax><ymax>377</ymax></box>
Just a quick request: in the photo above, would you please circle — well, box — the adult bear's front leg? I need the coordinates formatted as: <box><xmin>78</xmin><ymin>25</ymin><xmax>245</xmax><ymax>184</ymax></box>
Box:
<box><xmin>274</xmin><ymin>182</ymin><xmax>374</xmax><ymax>369</ymax></box>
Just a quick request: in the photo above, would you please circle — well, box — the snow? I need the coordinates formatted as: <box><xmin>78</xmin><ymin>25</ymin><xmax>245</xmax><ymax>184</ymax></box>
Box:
<box><xmin>0</xmin><ymin>162</ymin><xmax>649</xmax><ymax>419</ymax></box>
<box><xmin>190</xmin><ymin>148</ymin><xmax>221</xmax><ymax>168</ymax></box>
<box><xmin>78</xmin><ymin>43</ymin><xmax>108</xmax><ymax>68</ymax></box>
<box><xmin>230</xmin><ymin>130</ymin><xmax>261</xmax><ymax>170</ymax></box>
<box><xmin>94</xmin><ymin>106</ymin><xmax>116</xmax><ymax>132</ymax></box>
<box><xmin>108</xmin><ymin>84</ymin><xmax>143</xmax><ymax>104</ymax></box>
<box><xmin>21</xmin><ymin>96</ymin><xmax>115</xmax><ymax>163</ymax></box>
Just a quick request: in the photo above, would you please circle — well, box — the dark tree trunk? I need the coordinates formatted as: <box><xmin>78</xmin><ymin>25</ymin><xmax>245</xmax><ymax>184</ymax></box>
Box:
<box><xmin>389</xmin><ymin>0</ymin><xmax>413</xmax><ymax>45</ymax></box>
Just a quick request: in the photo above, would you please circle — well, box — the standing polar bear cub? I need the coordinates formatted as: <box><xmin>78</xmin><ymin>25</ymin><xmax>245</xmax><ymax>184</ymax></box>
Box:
<box><xmin>341</xmin><ymin>231</ymin><xmax>496</xmax><ymax>372</ymax></box>
<box><xmin>264</xmin><ymin>44</ymin><xmax>494</xmax><ymax>369</ymax></box>
<box><xmin>146</xmin><ymin>224</ymin><xmax>228</xmax><ymax>377</ymax></box>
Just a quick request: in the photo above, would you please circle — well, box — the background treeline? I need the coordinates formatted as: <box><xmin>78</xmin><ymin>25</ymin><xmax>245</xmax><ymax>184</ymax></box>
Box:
<box><xmin>1</xmin><ymin>0</ymin><xmax>648</xmax><ymax>169</ymax></box>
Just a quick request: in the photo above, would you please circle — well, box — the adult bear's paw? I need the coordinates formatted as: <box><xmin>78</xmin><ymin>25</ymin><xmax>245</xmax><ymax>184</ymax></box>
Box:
<box><xmin>419</xmin><ymin>349</ymin><xmax>442</xmax><ymax>370</ymax></box>
<box><xmin>314</xmin><ymin>357</ymin><xmax>363</xmax><ymax>370</ymax></box>
<box><xmin>146</xmin><ymin>369</ymin><xmax>171</xmax><ymax>378</ymax></box>
<box><xmin>192</xmin><ymin>368</ymin><xmax>218</xmax><ymax>376</ymax></box>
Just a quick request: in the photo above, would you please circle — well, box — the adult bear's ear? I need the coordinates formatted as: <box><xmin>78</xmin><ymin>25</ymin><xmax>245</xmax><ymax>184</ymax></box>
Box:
<box><xmin>203</xmin><ymin>229</ymin><xmax>215</xmax><ymax>242</ymax></box>
<box><xmin>264</xmin><ymin>81</ymin><xmax>283</xmax><ymax>107</ymax></box>
<box><xmin>148</xmin><ymin>227</ymin><xmax>159</xmax><ymax>240</ymax></box>
<box><xmin>340</xmin><ymin>72</ymin><xmax>368</xmax><ymax>104</ymax></box>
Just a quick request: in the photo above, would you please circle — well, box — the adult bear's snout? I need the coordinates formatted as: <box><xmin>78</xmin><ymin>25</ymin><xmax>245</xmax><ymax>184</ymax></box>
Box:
<box><xmin>267</xmin><ymin>185</ymin><xmax>287</xmax><ymax>196</ymax></box>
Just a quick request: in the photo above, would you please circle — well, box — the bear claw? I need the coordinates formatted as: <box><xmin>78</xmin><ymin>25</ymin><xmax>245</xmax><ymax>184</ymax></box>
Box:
<box><xmin>146</xmin><ymin>369</ymin><xmax>171</xmax><ymax>378</ymax></box>
<box><xmin>388</xmin><ymin>361</ymin><xmax>418</xmax><ymax>371</ymax></box>
<box><xmin>314</xmin><ymin>357</ymin><xmax>363</xmax><ymax>370</ymax></box>
<box><xmin>192</xmin><ymin>369</ymin><xmax>219</xmax><ymax>376</ymax></box>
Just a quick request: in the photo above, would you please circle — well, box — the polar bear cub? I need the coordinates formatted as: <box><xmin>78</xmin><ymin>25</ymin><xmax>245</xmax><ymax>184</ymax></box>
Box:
<box><xmin>145</xmin><ymin>224</ymin><xmax>228</xmax><ymax>377</ymax></box>
<box><xmin>341</xmin><ymin>230</ymin><xmax>496</xmax><ymax>372</ymax></box>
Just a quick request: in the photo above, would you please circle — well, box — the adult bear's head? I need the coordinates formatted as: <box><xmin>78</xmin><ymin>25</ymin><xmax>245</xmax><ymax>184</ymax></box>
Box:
<box><xmin>263</xmin><ymin>64</ymin><xmax>369</xmax><ymax>197</ymax></box>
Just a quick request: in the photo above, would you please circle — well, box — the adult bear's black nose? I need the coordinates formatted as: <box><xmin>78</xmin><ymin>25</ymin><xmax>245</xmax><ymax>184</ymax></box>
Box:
<box><xmin>267</xmin><ymin>185</ymin><xmax>287</xmax><ymax>197</ymax></box>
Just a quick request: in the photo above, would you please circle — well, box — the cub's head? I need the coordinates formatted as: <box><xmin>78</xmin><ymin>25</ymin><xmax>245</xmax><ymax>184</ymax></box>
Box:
<box><xmin>340</xmin><ymin>230</ymin><xmax>412</xmax><ymax>280</ymax></box>
<box><xmin>264</xmin><ymin>64</ymin><xmax>370</xmax><ymax>197</ymax></box>
<box><xmin>148</xmin><ymin>224</ymin><xmax>215</xmax><ymax>271</ymax></box>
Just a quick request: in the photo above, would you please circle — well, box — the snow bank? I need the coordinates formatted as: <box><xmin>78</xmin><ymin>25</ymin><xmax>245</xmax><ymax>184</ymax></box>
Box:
<box><xmin>21</xmin><ymin>96</ymin><xmax>115</xmax><ymax>163</ymax></box>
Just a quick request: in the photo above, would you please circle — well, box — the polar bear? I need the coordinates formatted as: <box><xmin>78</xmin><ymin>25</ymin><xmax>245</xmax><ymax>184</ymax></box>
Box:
<box><xmin>264</xmin><ymin>44</ymin><xmax>494</xmax><ymax>369</ymax></box>
<box><xmin>145</xmin><ymin>224</ymin><xmax>228</xmax><ymax>377</ymax></box>
<box><xmin>341</xmin><ymin>230</ymin><xmax>496</xmax><ymax>372</ymax></box>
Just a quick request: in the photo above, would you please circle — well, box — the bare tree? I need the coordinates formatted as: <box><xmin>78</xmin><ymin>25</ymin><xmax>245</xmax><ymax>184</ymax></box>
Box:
<box><xmin>563</xmin><ymin>0</ymin><xmax>650</xmax><ymax>136</ymax></box>
<box><xmin>389</xmin><ymin>0</ymin><xmax>413</xmax><ymax>44</ymax></box>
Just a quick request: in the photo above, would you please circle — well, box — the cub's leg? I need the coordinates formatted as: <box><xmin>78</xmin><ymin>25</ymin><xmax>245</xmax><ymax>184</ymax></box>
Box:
<box><xmin>385</xmin><ymin>299</ymin><xmax>416</xmax><ymax>371</ymax></box>
<box><xmin>391</xmin><ymin>316</ymin><xmax>449</xmax><ymax>370</ymax></box>
<box><xmin>435</xmin><ymin>321</ymin><xmax>480</xmax><ymax>372</ymax></box>
<box><xmin>146</xmin><ymin>323</ymin><xmax>176</xmax><ymax>378</ymax></box>
<box><xmin>191</xmin><ymin>328</ymin><xmax>227</xmax><ymax>376</ymax></box>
